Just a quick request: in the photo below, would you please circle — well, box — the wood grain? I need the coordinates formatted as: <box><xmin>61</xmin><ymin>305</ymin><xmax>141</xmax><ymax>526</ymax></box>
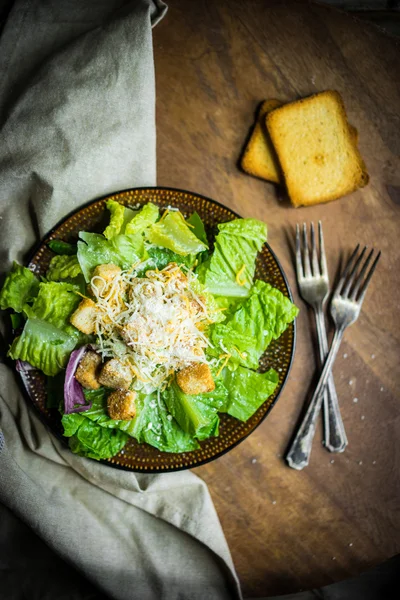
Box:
<box><xmin>153</xmin><ymin>1</ymin><xmax>400</xmax><ymax>596</ymax></box>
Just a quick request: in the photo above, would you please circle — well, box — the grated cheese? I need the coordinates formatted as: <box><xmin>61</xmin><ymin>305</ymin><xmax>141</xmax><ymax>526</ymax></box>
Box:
<box><xmin>91</xmin><ymin>261</ymin><xmax>214</xmax><ymax>393</ymax></box>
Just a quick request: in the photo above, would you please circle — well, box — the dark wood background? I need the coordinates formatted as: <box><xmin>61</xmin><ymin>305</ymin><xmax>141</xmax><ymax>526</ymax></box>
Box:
<box><xmin>153</xmin><ymin>0</ymin><xmax>400</xmax><ymax>597</ymax></box>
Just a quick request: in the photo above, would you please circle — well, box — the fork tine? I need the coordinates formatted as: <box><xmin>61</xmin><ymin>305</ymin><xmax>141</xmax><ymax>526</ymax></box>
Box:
<box><xmin>349</xmin><ymin>249</ymin><xmax>374</xmax><ymax>301</ymax></box>
<box><xmin>318</xmin><ymin>221</ymin><xmax>328</xmax><ymax>277</ymax></box>
<box><xmin>356</xmin><ymin>251</ymin><xmax>381</xmax><ymax>303</ymax></box>
<box><xmin>342</xmin><ymin>246</ymin><xmax>367</xmax><ymax>298</ymax></box>
<box><xmin>335</xmin><ymin>244</ymin><xmax>360</xmax><ymax>296</ymax></box>
<box><xmin>302</xmin><ymin>223</ymin><xmax>311</xmax><ymax>278</ymax></box>
<box><xmin>310</xmin><ymin>222</ymin><xmax>319</xmax><ymax>276</ymax></box>
<box><xmin>295</xmin><ymin>224</ymin><xmax>303</xmax><ymax>279</ymax></box>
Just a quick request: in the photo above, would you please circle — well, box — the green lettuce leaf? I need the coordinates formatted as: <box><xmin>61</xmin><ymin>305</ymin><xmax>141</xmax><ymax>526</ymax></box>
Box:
<box><xmin>147</xmin><ymin>211</ymin><xmax>208</xmax><ymax>256</ymax></box>
<box><xmin>63</xmin><ymin>415</ymin><xmax>128</xmax><ymax>460</ymax></box>
<box><xmin>71</xmin><ymin>387</ymin><xmax>199</xmax><ymax>454</ymax></box>
<box><xmin>48</xmin><ymin>240</ymin><xmax>77</xmax><ymax>255</ymax></box>
<box><xmin>197</xmin><ymin>218</ymin><xmax>267</xmax><ymax>297</ymax></box>
<box><xmin>46</xmin><ymin>255</ymin><xmax>83</xmax><ymax>281</ymax></box>
<box><xmin>9</xmin><ymin>319</ymin><xmax>79</xmax><ymax>376</ymax></box>
<box><xmin>9</xmin><ymin>282</ymin><xmax>82</xmax><ymax>376</ymax></box>
<box><xmin>222</xmin><ymin>366</ymin><xmax>279</xmax><ymax>421</ymax></box>
<box><xmin>162</xmin><ymin>378</ymin><xmax>228</xmax><ymax>441</ymax></box>
<box><xmin>24</xmin><ymin>282</ymin><xmax>81</xmax><ymax>330</ymax></box>
<box><xmin>125</xmin><ymin>202</ymin><xmax>159</xmax><ymax>236</ymax></box>
<box><xmin>187</xmin><ymin>212</ymin><xmax>208</xmax><ymax>246</ymax></box>
<box><xmin>0</xmin><ymin>262</ymin><xmax>39</xmax><ymax>312</ymax></box>
<box><xmin>210</xmin><ymin>280</ymin><xmax>299</xmax><ymax>369</ymax></box>
<box><xmin>77</xmin><ymin>231</ymin><xmax>144</xmax><ymax>282</ymax></box>
<box><xmin>103</xmin><ymin>199</ymin><xmax>126</xmax><ymax>240</ymax></box>
<box><xmin>146</xmin><ymin>246</ymin><xmax>196</xmax><ymax>271</ymax></box>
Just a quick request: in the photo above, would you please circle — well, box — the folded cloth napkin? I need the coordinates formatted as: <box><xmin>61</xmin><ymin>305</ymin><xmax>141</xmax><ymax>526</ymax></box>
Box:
<box><xmin>0</xmin><ymin>2</ymin><xmax>241</xmax><ymax>599</ymax></box>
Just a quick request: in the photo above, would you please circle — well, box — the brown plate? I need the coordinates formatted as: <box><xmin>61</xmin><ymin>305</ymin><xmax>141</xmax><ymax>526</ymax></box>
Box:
<box><xmin>21</xmin><ymin>187</ymin><xmax>296</xmax><ymax>472</ymax></box>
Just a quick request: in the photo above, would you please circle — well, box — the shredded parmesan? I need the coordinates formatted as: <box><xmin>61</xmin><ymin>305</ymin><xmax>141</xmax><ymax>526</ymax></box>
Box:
<box><xmin>235</xmin><ymin>264</ymin><xmax>247</xmax><ymax>286</ymax></box>
<box><xmin>91</xmin><ymin>261</ymin><xmax>214</xmax><ymax>393</ymax></box>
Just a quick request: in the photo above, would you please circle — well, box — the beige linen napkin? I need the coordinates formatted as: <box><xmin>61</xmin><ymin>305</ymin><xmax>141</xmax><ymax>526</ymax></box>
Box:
<box><xmin>0</xmin><ymin>2</ymin><xmax>241</xmax><ymax>598</ymax></box>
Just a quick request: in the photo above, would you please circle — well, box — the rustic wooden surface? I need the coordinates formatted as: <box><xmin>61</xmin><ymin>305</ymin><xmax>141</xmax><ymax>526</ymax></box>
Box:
<box><xmin>153</xmin><ymin>1</ymin><xmax>400</xmax><ymax>597</ymax></box>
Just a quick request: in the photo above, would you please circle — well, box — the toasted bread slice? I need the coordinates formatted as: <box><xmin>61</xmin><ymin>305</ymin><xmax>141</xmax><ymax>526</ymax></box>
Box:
<box><xmin>241</xmin><ymin>99</ymin><xmax>283</xmax><ymax>183</ymax></box>
<box><xmin>266</xmin><ymin>91</ymin><xmax>369</xmax><ymax>207</ymax></box>
<box><xmin>242</xmin><ymin>98</ymin><xmax>359</xmax><ymax>186</ymax></box>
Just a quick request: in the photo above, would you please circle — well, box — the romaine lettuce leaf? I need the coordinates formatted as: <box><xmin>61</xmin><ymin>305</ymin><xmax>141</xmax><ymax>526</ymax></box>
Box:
<box><xmin>187</xmin><ymin>212</ymin><xmax>208</xmax><ymax>246</ymax></box>
<box><xmin>24</xmin><ymin>281</ymin><xmax>81</xmax><ymax>330</ymax></box>
<box><xmin>71</xmin><ymin>387</ymin><xmax>199</xmax><ymax>454</ymax></box>
<box><xmin>146</xmin><ymin>246</ymin><xmax>196</xmax><ymax>271</ymax></box>
<box><xmin>147</xmin><ymin>211</ymin><xmax>208</xmax><ymax>256</ymax></box>
<box><xmin>197</xmin><ymin>218</ymin><xmax>267</xmax><ymax>297</ymax></box>
<box><xmin>125</xmin><ymin>202</ymin><xmax>159</xmax><ymax>236</ymax></box>
<box><xmin>9</xmin><ymin>282</ymin><xmax>82</xmax><ymax>376</ymax></box>
<box><xmin>47</xmin><ymin>239</ymin><xmax>77</xmax><ymax>255</ymax></box>
<box><xmin>162</xmin><ymin>378</ymin><xmax>228</xmax><ymax>441</ymax></box>
<box><xmin>103</xmin><ymin>199</ymin><xmax>126</xmax><ymax>240</ymax></box>
<box><xmin>210</xmin><ymin>280</ymin><xmax>299</xmax><ymax>369</ymax></box>
<box><xmin>46</xmin><ymin>255</ymin><xmax>82</xmax><ymax>281</ymax></box>
<box><xmin>77</xmin><ymin>231</ymin><xmax>144</xmax><ymax>282</ymax></box>
<box><xmin>0</xmin><ymin>262</ymin><xmax>39</xmax><ymax>312</ymax></box>
<box><xmin>9</xmin><ymin>319</ymin><xmax>80</xmax><ymax>376</ymax></box>
<box><xmin>64</xmin><ymin>415</ymin><xmax>128</xmax><ymax>460</ymax></box>
<box><xmin>222</xmin><ymin>366</ymin><xmax>279</xmax><ymax>421</ymax></box>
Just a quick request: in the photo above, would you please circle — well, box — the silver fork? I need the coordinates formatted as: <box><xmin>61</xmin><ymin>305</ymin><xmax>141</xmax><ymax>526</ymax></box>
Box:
<box><xmin>287</xmin><ymin>244</ymin><xmax>381</xmax><ymax>470</ymax></box>
<box><xmin>295</xmin><ymin>222</ymin><xmax>347</xmax><ymax>453</ymax></box>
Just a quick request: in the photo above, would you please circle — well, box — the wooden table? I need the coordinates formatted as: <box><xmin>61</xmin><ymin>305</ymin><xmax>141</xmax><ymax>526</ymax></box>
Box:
<box><xmin>153</xmin><ymin>1</ymin><xmax>400</xmax><ymax>597</ymax></box>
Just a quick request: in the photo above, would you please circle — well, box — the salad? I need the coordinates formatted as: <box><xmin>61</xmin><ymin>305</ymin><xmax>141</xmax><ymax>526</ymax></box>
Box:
<box><xmin>0</xmin><ymin>200</ymin><xmax>298</xmax><ymax>460</ymax></box>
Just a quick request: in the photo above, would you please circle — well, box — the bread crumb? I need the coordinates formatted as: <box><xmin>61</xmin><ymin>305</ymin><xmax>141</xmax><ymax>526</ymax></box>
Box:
<box><xmin>251</xmin><ymin>458</ymin><xmax>257</xmax><ymax>464</ymax></box>
<box><xmin>353</xmin><ymin>398</ymin><xmax>359</xmax><ymax>403</ymax></box>
<box><xmin>343</xmin><ymin>353</ymin><xmax>348</xmax><ymax>358</ymax></box>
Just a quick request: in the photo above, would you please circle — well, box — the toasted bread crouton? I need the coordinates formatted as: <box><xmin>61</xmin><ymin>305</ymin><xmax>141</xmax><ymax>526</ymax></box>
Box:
<box><xmin>70</xmin><ymin>298</ymin><xmax>98</xmax><ymax>334</ymax></box>
<box><xmin>75</xmin><ymin>351</ymin><xmax>102</xmax><ymax>390</ymax></box>
<box><xmin>107</xmin><ymin>389</ymin><xmax>137</xmax><ymax>420</ymax></box>
<box><xmin>266</xmin><ymin>90</ymin><xmax>369</xmax><ymax>207</ymax></box>
<box><xmin>98</xmin><ymin>358</ymin><xmax>133</xmax><ymax>390</ymax></box>
<box><xmin>90</xmin><ymin>263</ymin><xmax>121</xmax><ymax>297</ymax></box>
<box><xmin>241</xmin><ymin>99</ymin><xmax>283</xmax><ymax>183</ymax></box>
<box><xmin>176</xmin><ymin>363</ymin><xmax>215</xmax><ymax>395</ymax></box>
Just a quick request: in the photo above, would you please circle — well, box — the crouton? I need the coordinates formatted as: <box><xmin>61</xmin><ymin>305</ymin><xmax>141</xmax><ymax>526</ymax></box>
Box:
<box><xmin>176</xmin><ymin>363</ymin><xmax>215</xmax><ymax>395</ymax></box>
<box><xmin>70</xmin><ymin>298</ymin><xmax>98</xmax><ymax>335</ymax></box>
<box><xmin>75</xmin><ymin>351</ymin><xmax>102</xmax><ymax>390</ymax></box>
<box><xmin>98</xmin><ymin>358</ymin><xmax>133</xmax><ymax>390</ymax></box>
<box><xmin>90</xmin><ymin>263</ymin><xmax>121</xmax><ymax>297</ymax></box>
<box><xmin>266</xmin><ymin>90</ymin><xmax>369</xmax><ymax>207</ymax></box>
<box><xmin>107</xmin><ymin>389</ymin><xmax>137</xmax><ymax>420</ymax></box>
<box><xmin>241</xmin><ymin>99</ymin><xmax>283</xmax><ymax>183</ymax></box>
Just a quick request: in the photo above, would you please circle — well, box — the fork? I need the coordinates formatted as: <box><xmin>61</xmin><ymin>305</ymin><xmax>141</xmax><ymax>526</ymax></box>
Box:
<box><xmin>295</xmin><ymin>222</ymin><xmax>347</xmax><ymax>453</ymax></box>
<box><xmin>287</xmin><ymin>244</ymin><xmax>381</xmax><ymax>470</ymax></box>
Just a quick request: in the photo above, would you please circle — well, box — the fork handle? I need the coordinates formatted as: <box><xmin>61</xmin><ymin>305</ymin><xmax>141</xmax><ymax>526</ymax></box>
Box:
<box><xmin>314</xmin><ymin>309</ymin><xmax>348</xmax><ymax>453</ymax></box>
<box><xmin>286</xmin><ymin>327</ymin><xmax>345</xmax><ymax>470</ymax></box>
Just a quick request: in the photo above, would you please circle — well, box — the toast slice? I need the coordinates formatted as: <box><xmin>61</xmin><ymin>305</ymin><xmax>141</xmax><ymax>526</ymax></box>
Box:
<box><xmin>242</xmin><ymin>98</ymin><xmax>359</xmax><ymax>187</ymax></box>
<box><xmin>241</xmin><ymin>99</ymin><xmax>283</xmax><ymax>183</ymax></box>
<box><xmin>266</xmin><ymin>91</ymin><xmax>369</xmax><ymax>207</ymax></box>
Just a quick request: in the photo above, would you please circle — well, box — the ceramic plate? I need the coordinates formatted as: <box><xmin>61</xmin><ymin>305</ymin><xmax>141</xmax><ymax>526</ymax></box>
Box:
<box><xmin>19</xmin><ymin>187</ymin><xmax>296</xmax><ymax>472</ymax></box>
